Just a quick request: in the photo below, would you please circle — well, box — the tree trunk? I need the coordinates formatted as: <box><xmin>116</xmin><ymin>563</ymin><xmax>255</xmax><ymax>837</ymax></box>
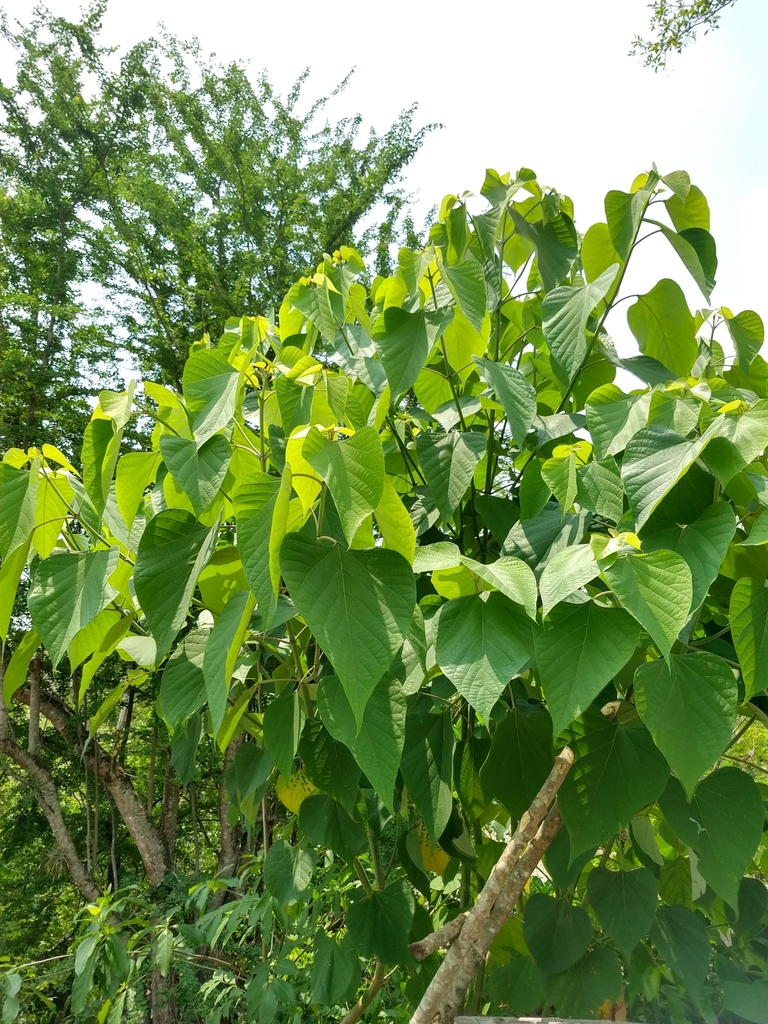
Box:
<box><xmin>159</xmin><ymin>752</ymin><xmax>180</xmax><ymax>869</ymax></box>
<box><xmin>14</xmin><ymin>684</ymin><xmax>170</xmax><ymax>885</ymax></box>
<box><xmin>150</xmin><ymin>968</ymin><xmax>179</xmax><ymax>1024</ymax></box>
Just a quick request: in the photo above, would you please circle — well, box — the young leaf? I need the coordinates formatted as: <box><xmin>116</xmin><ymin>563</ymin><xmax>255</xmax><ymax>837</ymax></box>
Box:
<box><xmin>536</xmin><ymin>603</ymin><xmax>640</xmax><ymax>736</ymax></box>
<box><xmin>634</xmin><ymin>652</ymin><xmax>737</xmax><ymax>797</ymax></box>
<box><xmin>280</xmin><ymin>535</ymin><xmax>415</xmax><ymax>727</ymax></box>
<box><xmin>0</xmin><ymin>463</ymin><xmax>38</xmax><ymax>558</ymax></box>
<box><xmin>539</xmin><ymin>545</ymin><xmax>599</xmax><ymax>616</ymax></box>
<box><xmin>374</xmin><ymin>475</ymin><xmax>416</xmax><ymax>564</ymax></box>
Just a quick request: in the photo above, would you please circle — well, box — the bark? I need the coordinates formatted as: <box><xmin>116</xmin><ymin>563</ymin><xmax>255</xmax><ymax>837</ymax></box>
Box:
<box><xmin>0</xmin><ymin>666</ymin><xmax>99</xmax><ymax>902</ymax></box>
<box><xmin>150</xmin><ymin>967</ymin><xmax>179</xmax><ymax>1024</ymax></box>
<box><xmin>213</xmin><ymin>736</ymin><xmax>245</xmax><ymax>909</ymax></box>
<box><xmin>410</xmin><ymin>748</ymin><xmax>574</xmax><ymax>1024</ymax></box>
<box><xmin>14</xmin><ymin>684</ymin><xmax>170</xmax><ymax>886</ymax></box>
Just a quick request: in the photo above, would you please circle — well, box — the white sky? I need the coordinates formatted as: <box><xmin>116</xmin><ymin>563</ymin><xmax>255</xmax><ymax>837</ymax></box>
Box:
<box><xmin>2</xmin><ymin>0</ymin><xmax>767</xmax><ymax>345</ymax></box>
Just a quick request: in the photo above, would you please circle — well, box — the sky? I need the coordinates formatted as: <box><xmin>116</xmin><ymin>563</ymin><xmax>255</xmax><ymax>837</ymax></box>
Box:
<box><xmin>1</xmin><ymin>0</ymin><xmax>767</xmax><ymax>348</ymax></box>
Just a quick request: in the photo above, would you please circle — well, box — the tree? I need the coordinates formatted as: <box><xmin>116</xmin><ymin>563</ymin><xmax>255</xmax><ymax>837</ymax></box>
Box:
<box><xmin>0</xmin><ymin>3</ymin><xmax>430</xmax><ymax>455</ymax></box>
<box><xmin>1</xmin><ymin>163</ymin><xmax>768</xmax><ymax>1024</ymax></box>
<box><xmin>632</xmin><ymin>0</ymin><xmax>738</xmax><ymax>69</ymax></box>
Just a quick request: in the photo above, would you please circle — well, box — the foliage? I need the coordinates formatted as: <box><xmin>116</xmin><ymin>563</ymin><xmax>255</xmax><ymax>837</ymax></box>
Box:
<box><xmin>632</xmin><ymin>0</ymin><xmax>738</xmax><ymax>69</ymax></box>
<box><xmin>2</xmin><ymin>163</ymin><xmax>768</xmax><ymax>1024</ymax></box>
<box><xmin>0</xmin><ymin>2</ymin><xmax>430</xmax><ymax>456</ymax></box>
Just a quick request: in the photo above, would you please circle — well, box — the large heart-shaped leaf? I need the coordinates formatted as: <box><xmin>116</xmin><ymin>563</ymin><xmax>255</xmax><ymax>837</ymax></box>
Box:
<box><xmin>542</xmin><ymin>264</ymin><xmax>618</xmax><ymax>382</ymax></box>
<box><xmin>730</xmin><ymin>577</ymin><xmax>768</xmax><ymax>701</ymax></box>
<box><xmin>627</xmin><ymin>279</ymin><xmax>697</xmax><ymax>378</ymax></box>
<box><xmin>416</xmin><ymin>430</ymin><xmax>486</xmax><ymax>522</ymax></box>
<box><xmin>400</xmin><ymin>710</ymin><xmax>453</xmax><ymax>842</ymax></box>
<box><xmin>536</xmin><ymin>602</ymin><xmax>640</xmax><ymax>736</ymax></box>
<box><xmin>523</xmin><ymin>894</ymin><xmax>591</xmax><ymax>976</ymax></box>
<box><xmin>659</xmin><ymin>769</ymin><xmax>764</xmax><ymax>908</ymax></box>
<box><xmin>560</xmin><ymin>709</ymin><xmax>669</xmax><ymax>858</ymax></box>
<box><xmin>474</xmin><ymin>357</ymin><xmax>536</xmax><ymax>447</ymax></box>
<box><xmin>435</xmin><ymin>592</ymin><xmax>533</xmax><ymax>720</ymax></box>
<box><xmin>280</xmin><ymin>534</ymin><xmax>415</xmax><ymax>727</ymax></box>
<box><xmin>134</xmin><ymin>509</ymin><xmax>218</xmax><ymax>663</ymax></box>
<box><xmin>159</xmin><ymin>434</ymin><xmax>231</xmax><ymax>515</ymax></box>
<box><xmin>586</xmin><ymin>866</ymin><xmax>658</xmax><ymax>958</ymax></box>
<box><xmin>635</xmin><ymin>652</ymin><xmax>737</xmax><ymax>797</ymax></box>
<box><xmin>28</xmin><ymin>548</ymin><xmax>119</xmax><ymax>667</ymax></box>
<box><xmin>318</xmin><ymin>673</ymin><xmax>406</xmax><ymax>812</ymax></box>
<box><xmin>602</xmin><ymin>549</ymin><xmax>692</xmax><ymax>657</ymax></box>
<box><xmin>303</xmin><ymin>426</ymin><xmax>385</xmax><ymax>545</ymax></box>
<box><xmin>373</xmin><ymin>306</ymin><xmax>452</xmax><ymax>398</ymax></box>
<box><xmin>346</xmin><ymin>879</ymin><xmax>415</xmax><ymax>964</ymax></box>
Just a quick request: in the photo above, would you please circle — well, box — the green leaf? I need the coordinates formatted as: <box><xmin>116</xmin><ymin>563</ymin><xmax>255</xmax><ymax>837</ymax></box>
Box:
<box><xmin>602</xmin><ymin>549</ymin><xmax>692</xmax><ymax>657</ymax></box>
<box><xmin>134</xmin><ymin>509</ymin><xmax>218</xmax><ymax>664</ymax></box>
<box><xmin>665</xmin><ymin>183</ymin><xmax>710</xmax><ymax>232</ymax></box>
<box><xmin>559</xmin><ymin>709</ymin><xmax>669</xmax><ymax>858</ymax></box>
<box><xmin>659</xmin><ymin>769</ymin><xmax>765</xmax><ymax>909</ymax></box>
<box><xmin>0</xmin><ymin>463</ymin><xmax>37</xmax><ymax>558</ymax></box>
<box><xmin>303</xmin><ymin>427</ymin><xmax>385</xmax><ymax>545</ymax></box>
<box><xmin>441</xmin><ymin>258</ymin><xmax>486</xmax><ymax>333</ymax></box>
<box><xmin>263</xmin><ymin>690</ymin><xmax>305</xmax><ymax>779</ymax></box>
<box><xmin>299</xmin><ymin>793</ymin><xmax>366</xmax><ymax>861</ymax></box>
<box><xmin>115</xmin><ymin>451</ymin><xmax>161</xmax><ymax>529</ymax></box>
<box><xmin>486</xmin><ymin>957</ymin><xmax>545</xmax><ymax>1016</ymax></box>
<box><xmin>649</xmin><ymin>905</ymin><xmax>709</xmax><ymax>998</ymax></box>
<box><xmin>170</xmin><ymin>714</ymin><xmax>202</xmax><ymax>785</ymax></box>
<box><xmin>263</xmin><ymin>840</ymin><xmax>315</xmax><ymax>904</ymax></box>
<box><xmin>435</xmin><ymin>592</ymin><xmax>533</xmax><ymax>720</ymax></box>
<box><xmin>82</xmin><ymin>417</ymin><xmax>121</xmax><ymax>515</ymax></box>
<box><xmin>721</xmin><ymin>981</ymin><xmax>768</xmax><ymax>1024</ymax></box>
<box><xmin>473</xmin><ymin>357</ymin><xmax>536</xmax><ymax>447</ymax></box>
<box><xmin>400</xmin><ymin>711</ymin><xmax>453</xmax><ymax>842</ymax></box>
<box><xmin>318</xmin><ymin>673</ymin><xmax>406</xmax><ymax>812</ymax></box>
<box><xmin>511</xmin><ymin>209</ymin><xmax>577</xmax><ymax>292</ymax></box>
<box><xmin>541</xmin><ymin>265</ymin><xmax>618</xmax><ymax>382</ymax></box>
<box><xmin>546</xmin><ymin>947</ymin><xmax>623</xmax><ymax>1019</ymax></box>
<box><xmin>730</xmin><ymin>577</ymin><xmax>768</xmax><ymax>700</ymax></box>
<box><xmin>373</xmin><ymin>306</ymin><xmax>452</xmax><ymax>399</ymax></box>
<box><xmin>641</xmin><ymin>500</ymin><xmax>736</xmax><ymax>609</ymax></box>
<box><xmin>416</xmin><ymin>431</ymin><xmax>486</xmax><ymax>522</ymax></box>
<box><xmin>158</xmin><ymin>628</ymin><xmax>209</xmax><ymax>729</ymax></box>
<box><xmin>539</xmin><ymin>545</ymin><xmax>599</xmax><ymax>617</ymax></box>
<box><xmin>634</xmin><ymin>653</ymin><xmax>737</xmax><ymax>797</ymax></box>
<box><xmin>586</xmin><ymin>866</ymin><xmax>657</xmax><ymax>958</ymax></box>
<box><xmin>347</xmin><ymin>879</ymin><xmax>415</xmax><ymax>964</ymax></box>
<box><xmin>627</xmin><ymin>279</ymin><xmax>697</xmax><ymax>378</ymax></box>
<box><xmin>740</xmin><ymin>510</ymin><xmax>768</xmax><ymax>547</ymax></box>
<box><xmin>605</xmin><ymin>187</ymin><xmax>649</xmax><ymax>261</ymax></box>
<box><xmin>235</xmin><ymin>466</ymin><xmax>292</xmax><ymax>631</ymax></box>
<box><xmin>203</xmin><ymin>590</ymin><xmax>254</xmax><ymax>737</ymax></box>
<box><xmin>480</xmin><ymin>707</ymin><xmax>553</xmax><ymax>821</ymax></box>
<box><xmin>576</xmin><ymin>458</ymin><xmax>624</xmax><ymax>523</ymax></box>
<box><xmin>461</xmin><ymin>555</ymin><xmax>538</xmax><ymax>620</ymax></box>
<box><xmin>3</xmin><ymin>628</ymin><xmax>40</xmax><ymax>703</ymax></box>
<box><xmin>523</xmin><ymin>894</ymin><xmax>591</xmax><ymax>976</ymax></box>
<box><xmin>536</xmin><ymin>603</ymin><xmax>640</xmax><ymax>737</ymax></box>
<box><xmin>311</xmin><ymin>934</ymin><xmax>358</xmax><ymax>1006</ymax></box>
<box><xmin>298</xmin><ymin>718</ymin><xmax>360</xmax><ymax>815</ymax></box>
<box><xmin>28</xmin><ymin>548</ymin><xmax>119</xmax><ymax>667</ymax></box>
<box><xmin>374</xmin><ymin>475</ymin><xmax>416</xmax><ymax>563</ymax></box>
<box><xmin>159</xmin><ymin>434</ymin><xmax>231</xmax><ymax>515</ymax></box>
<box><xmin>0</xmin><ymin>542</ymin><xmax>30</xmax><ymax>643</ymax></box>
<box><xmin>726</xmin><ymin>309</ymin><xmax>764</xmax><ymax>372</ymax></box>
<box><xmin>182</xmin><ymin>349</ymin><xmax>240</xmax><ymax>444</ymax></box>
<box><xmin>649</xmin><ymin>220</ymin><xmax>717</xmax><ymax>301</ymax></box>
<box><xmin>541</xmin><ymin>452</ymin><xmax>578</xmax><ymax>514</ymax></box>
<box><xmin>280</xmin><ymin>535</ymin><xmax>415</xmax><ymax>728</ymax></box>
<box><xmin>581</xmin><ymin>222</ymin><xmax>623</xmax><ymax>288</ymax></box>
<box><xmin>586</xmin><ymin>385</ymin><xmax>651</xmax><ymax>463</ymax></box>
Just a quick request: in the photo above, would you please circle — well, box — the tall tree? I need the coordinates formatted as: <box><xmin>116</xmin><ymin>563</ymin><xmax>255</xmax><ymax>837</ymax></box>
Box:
<box><xmin>632</xmin><ymin>0</ymin><xmax>738</xmax><ymax>68</ymax></box>
<box><xmin>0</xmin><ymin>3</ymin><xmax>430</xmax><ymax>452</ymax></box>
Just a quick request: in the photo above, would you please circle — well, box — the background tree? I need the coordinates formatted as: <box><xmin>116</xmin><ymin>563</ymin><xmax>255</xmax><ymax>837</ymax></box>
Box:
<box><xmin>633</xmin><ymin>0</ymin><xmax>738</xmax><ymax>69</ymax></box>
<box><xmin>0</xmin><ymin>2</ymin><xmax>430</xmax><ymax>455</ymax></box>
